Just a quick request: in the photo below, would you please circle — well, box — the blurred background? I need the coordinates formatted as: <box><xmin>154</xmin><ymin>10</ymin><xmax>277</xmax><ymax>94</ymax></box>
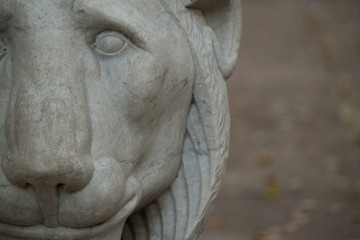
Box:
<box><xmin>203</xmin><ymin>0</ymin><xmax>360</xmax><ymax>239</ymax></box>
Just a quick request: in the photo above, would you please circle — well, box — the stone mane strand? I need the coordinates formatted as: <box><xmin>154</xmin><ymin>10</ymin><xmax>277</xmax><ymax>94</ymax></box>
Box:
<box><xmin>123</xmin><ymin>0</ymin><xmax>230</xmax><ymax>239</ymax></box>
<box><xmin>166</xmin><ymin>2</ymin><xmax>230</xmax><ymax>239</ymax></box>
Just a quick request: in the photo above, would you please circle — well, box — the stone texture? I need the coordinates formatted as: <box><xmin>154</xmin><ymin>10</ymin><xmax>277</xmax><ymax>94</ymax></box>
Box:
<box><xmin>0</xmin><ymin>1</ymin><xmax>240</xmax><ymax>239</ymax></box>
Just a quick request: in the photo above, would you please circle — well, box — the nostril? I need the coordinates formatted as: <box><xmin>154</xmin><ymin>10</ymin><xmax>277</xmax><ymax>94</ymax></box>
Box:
<box><xmin>1</xmin><ymin>154</ymin><xmax>95</xmax><ymax>193</ymax></box>
<box><xmin>57</xmin><ymin>183</ymin><xmax>65</xmax><ymax>191</ymax></box>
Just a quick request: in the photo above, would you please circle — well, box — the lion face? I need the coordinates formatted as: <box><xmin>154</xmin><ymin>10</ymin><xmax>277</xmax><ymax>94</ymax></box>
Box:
<box><xmin>0</xmin><ymin>0</ymin><xmax>194</xmax><ymax>239</ymax></box>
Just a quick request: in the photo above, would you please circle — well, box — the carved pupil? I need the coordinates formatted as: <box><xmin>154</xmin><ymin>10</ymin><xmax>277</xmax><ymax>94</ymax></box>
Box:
<box><xmin>94</xmin><ymin>33</ymin><xmax>126</xmax><ymax>55</ymax></box>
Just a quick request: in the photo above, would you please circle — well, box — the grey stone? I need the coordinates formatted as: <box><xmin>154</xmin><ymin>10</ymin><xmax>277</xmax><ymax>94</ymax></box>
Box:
<box><xmin>0</xmin><ymin>1</ymin><xmax>241</xmax><ymax>239</ymax></box>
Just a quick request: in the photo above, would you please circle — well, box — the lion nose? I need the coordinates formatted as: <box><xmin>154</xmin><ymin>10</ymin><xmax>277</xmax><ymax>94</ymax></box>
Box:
<box><xmin>2</xmin><ymin>49</ymin><xmax>95</xmax><ymax>192</ymax></box>
<box><xmin>2</xmin><ymin>88</ymin><xmax>94</xmax><ymax>193</ymax></box>
<box><xmin>1</xmin><ymin>66</ymin><xmax>94</xmax><ymax>226</ymax></box>
<box><xmin>1</xmin><ymin>27</ymin><xmax>95</xmax><ymax>194</ymax></box>
<box><xmin>0</xmin><ymin>13</ymin><xmax>96</xmax><ymax>227</ymax></box>
<box><xmin>2</xmin><ymin>82</ymin><xmax>94</xmax><ymax>226</ymax></box>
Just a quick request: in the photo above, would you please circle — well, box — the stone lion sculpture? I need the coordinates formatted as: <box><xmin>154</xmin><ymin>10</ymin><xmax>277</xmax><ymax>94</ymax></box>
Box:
<box><xmin>0</xmin><ymin>0</ymin><xmax>241</xmax><ymax>239</ymax></box>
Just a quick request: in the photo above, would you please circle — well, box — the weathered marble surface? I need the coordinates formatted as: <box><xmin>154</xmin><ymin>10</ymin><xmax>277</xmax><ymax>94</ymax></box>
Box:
<box><xmin>0</xmin><ymin>0</ymin><xmax>240</xmax><ymax>239</ymax></box>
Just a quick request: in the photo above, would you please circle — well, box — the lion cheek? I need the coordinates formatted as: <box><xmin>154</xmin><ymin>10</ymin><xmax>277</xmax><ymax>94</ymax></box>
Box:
<box><xmin>58</xmin><ymin>158</ymin><xmax>127</xmax><ymax>228</ymax></box>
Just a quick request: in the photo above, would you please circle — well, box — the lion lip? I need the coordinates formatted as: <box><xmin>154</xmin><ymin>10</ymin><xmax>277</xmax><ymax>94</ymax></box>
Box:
<box><xmin>0</xmin><ymin>194</ymin><xmax>138</xmax><ymax>240</ymax></box>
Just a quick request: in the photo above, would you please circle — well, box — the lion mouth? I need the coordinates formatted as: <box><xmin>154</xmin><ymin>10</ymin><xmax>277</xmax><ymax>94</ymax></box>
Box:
<box><xmin>0</xmin><ymin>156</ymin><xmax>140</xmax><ymax>228</ymax></box>
<box><xmin>0</xmin><ymin>158</ymin><xmax>143</xmax><ymax>240</ymax></box>
<box><xmin>0</xmin><ymin>192</ymin><xmax>139</xmax><ymax>240</ymax></box>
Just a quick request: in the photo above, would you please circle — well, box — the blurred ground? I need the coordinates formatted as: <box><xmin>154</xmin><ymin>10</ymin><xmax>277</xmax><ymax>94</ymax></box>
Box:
<box><xmin>203</xmin><ymin>0</ymin><xmax>360</xmax><ymax>239</ymax></box>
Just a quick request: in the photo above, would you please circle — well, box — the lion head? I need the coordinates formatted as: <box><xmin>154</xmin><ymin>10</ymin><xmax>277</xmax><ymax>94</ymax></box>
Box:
<box><xmin>0</xmin><ymin>0</ymin><xmax>240</xmax><ymax>239</ymax></box>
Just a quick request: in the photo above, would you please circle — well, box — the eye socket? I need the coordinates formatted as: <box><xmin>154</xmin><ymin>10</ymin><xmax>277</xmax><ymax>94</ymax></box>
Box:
<box><xmin>92</xmin><ymin>31</ymin><xmax>127</xmax><ymax>56</ymax></box>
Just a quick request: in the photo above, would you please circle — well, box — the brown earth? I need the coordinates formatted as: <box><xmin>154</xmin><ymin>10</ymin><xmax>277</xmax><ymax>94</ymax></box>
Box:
<box><xmin>203</xmin><ymin>0</ymin><xmax>360</xmax><ymax>239</ymax></box>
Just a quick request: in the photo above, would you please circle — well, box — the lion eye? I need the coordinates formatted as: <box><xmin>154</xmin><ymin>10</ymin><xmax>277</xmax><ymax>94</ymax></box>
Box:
<box><xmin>92</xmin><ymin>32</ymin><xmax>126</xmax><ymax>56</ymax></box>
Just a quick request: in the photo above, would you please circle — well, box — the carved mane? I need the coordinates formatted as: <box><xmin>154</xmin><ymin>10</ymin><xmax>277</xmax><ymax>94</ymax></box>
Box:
<box><xmin>122</xmin><ymin>1</ymin><xmax>233</xmax><ymax>239</ymax></box>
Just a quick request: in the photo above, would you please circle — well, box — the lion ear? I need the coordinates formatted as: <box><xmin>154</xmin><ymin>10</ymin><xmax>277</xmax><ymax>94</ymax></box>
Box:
<box><xmin>186</xmin><ymin>0</ymin><xmax>241</xmax><ymax>79</ymax></box>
